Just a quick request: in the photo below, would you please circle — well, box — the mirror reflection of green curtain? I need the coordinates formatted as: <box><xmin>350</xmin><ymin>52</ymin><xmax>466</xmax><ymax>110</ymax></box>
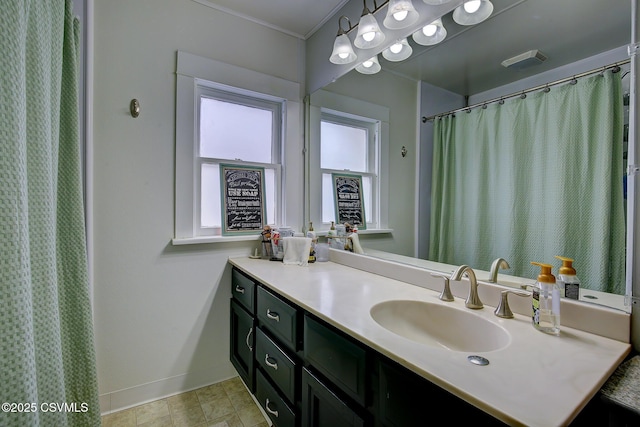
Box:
<box><xmin>0</xmin><ymin>1</ymin><xmax>101</xmax><ymax>426</ymax></box>
<box><xmin>430</xmin><ymin>71</ymin><xmax>626</xmax><ymax>294</ymax></box>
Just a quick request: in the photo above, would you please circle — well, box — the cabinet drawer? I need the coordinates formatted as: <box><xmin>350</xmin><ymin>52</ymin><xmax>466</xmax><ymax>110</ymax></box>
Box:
<box><xmin>257</xmin><ymin>286</ymin><xmax>299</xmax><ymax>351</ymax></box>
<box><xmin>256</xmin><ymin>369</ymin><xmax>296</xmax><ymax>427</ymax></box>
<box><xmin>256</xmin><ymin>327</ymin><xmax>297</xmax><ymax>404</ymax></box>
<box><xmin>232</xmin><ymin>268</ymin><xmax>256</xmax><ymax>312</ymax></box>
<box><xmin>303</xmin><ymin>315</ymin><xmax>367</xmax><ymax>406</ymax></box>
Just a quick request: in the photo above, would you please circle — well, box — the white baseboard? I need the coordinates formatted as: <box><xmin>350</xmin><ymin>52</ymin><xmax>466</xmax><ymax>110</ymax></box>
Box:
<box><xmin>99</xmin><ymin>363</ymin><xmax>238</xmax><ymax>415</ymax></box>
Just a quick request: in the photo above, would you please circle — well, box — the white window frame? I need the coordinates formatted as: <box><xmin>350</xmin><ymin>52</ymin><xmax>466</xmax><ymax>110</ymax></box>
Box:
<box><xmin>308</xmin><ymin>90</ymin><xmax>390</xmax><ymax>233</ymax></box>
<box><xmin>320</xmin><ymin>113</ymin><xmax>379</xmax><ymax>227</ymax></box>
<box><xmin>174</xmin><ymin>51</ymin><xmax>302</xmax><ymax>244</ymax></box>
<box><xmin>195</xmin><ymin>83</ymin><xmax>283</xmax><ymax>235</ymax></box>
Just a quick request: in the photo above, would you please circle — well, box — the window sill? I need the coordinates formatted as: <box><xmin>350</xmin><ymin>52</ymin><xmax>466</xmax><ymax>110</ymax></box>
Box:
<box><xmin>171</xmin><ymin>229</ymin><xmax>393</xmax><ymax>246</ymax></box>
<box><xmin>314</xmin><ymin>228</ymin><xmax>393</xmax><ymax>237</ymax></box>
<box><xmin>171</xmin><ymin>235</ymin><xmax>260</xmax><ymax>246</ymax></box>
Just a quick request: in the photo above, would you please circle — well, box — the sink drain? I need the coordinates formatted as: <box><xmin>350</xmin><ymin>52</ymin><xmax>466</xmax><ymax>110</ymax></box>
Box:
<box><xmin>468</xmin><ymin>355</ymin><xmax>489</xmax><ymax>366</ymax></box>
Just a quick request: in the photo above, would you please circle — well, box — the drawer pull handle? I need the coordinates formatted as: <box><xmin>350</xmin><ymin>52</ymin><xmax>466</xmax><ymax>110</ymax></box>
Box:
<box><xmin>266</xmin><ymin>309</ymin><xmax>280</xmax><ymax>322</ymax></box>
<box><xmin>245</xmin><ymin>327</ymin><xmax>253</xmax><ymax>352</ymax></box>
<box><xmin>265</xmin><ymin>398</ymin><xmax>279</xmax><ymax>417</ymax></box>
<box><xmin>265</xmin><ymin>354</ymin><xmax>278</xmax><ymax>370</ymax></box>
<box><xmin>235</xmin><ymin>285</ymin><xmax>245</xmax><ymax>294</ymax></box>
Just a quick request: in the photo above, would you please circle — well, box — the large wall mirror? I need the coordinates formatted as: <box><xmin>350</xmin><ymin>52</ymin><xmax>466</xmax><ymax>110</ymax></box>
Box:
<box><xmin>305</xmin><ymin>0</ymin><xmax>634</xmax><ymax>313</ymax></box>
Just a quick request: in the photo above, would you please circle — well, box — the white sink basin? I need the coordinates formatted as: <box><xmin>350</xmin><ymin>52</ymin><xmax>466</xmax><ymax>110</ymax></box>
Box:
<box><xmin>370</xmin><ymin>300</ymin><xmax>511</xmax><ymax>352</ymax></box>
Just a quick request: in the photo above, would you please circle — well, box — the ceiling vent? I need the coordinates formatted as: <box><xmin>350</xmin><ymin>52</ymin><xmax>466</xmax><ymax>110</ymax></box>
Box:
<box><xmin>501</xmin><ymin>50</ymin><xmax>547</xmax><ymax>69</ymax></box>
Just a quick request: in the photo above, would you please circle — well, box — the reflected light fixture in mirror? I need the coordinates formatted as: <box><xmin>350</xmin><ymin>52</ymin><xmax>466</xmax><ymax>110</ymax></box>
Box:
<box><xmin>329</xmin><ymin>16</ymin><xmax>357</xmax><ymax>64</ymax></box>
<box><xmin>412</xmin><ymin>18</ymin><xmax>447</xmax><ymax>45</ymax></box>
<box><xmin>453</xmin><ymin>0</ymin><xmax>494</xmax><ymax>25</ymax></box>
<box><xmin>382</xmin><ymin>38</ymin><xmax>413</xmax><ymax>61</ymax></box>
<box><xmin>354</xmin><ymin>0</ymin><xmax>386</xmax><ymax>49</ymax></box>
<box><xmin>356</xmin><ymin>55</ymin><xmax>382</xmax><ymax>74</ymax></box>
<box><xmin>422</xmin><ymin>0</ymin><xmax>455</xmax><ymax>5</ymax></box>
<box><xmin>383</xmin><ymin>0</ymin><xmax>420</xmax><ymax>30</ymax></box>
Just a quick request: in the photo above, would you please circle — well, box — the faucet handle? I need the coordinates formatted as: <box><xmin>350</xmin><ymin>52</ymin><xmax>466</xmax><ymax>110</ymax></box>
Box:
<box><xmin>431</xmin><ymin>273</ymin><xmax>454</xmax><ymax>302</ymax></box>
<box><xmin>494</xmin><ymin>289</ymin><xmax>530</xmax><ymax>319</ymax></box>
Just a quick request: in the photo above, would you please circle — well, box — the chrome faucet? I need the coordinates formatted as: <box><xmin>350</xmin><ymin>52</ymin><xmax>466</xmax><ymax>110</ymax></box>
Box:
<box><xmin>488</xmin><ymin>257</ymin><xmax>510</xmax><ymax>283</ymax></box>
<box><xmin>450</xmin><ymin>265</ymin><xmax>483</xmax><ymax>309</ymax></box>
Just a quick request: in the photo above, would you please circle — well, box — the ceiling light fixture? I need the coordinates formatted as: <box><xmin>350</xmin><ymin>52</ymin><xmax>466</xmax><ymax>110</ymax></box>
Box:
<box><xmin>453</xmin><ymin>0</ymin><xmax>494</xmax><ymax>25</ymax></box>
<box><xmin>354</xmin><ymin>0</ymin><xmax>386</xmax><ymax>49</ymax></box>
<box><xmin>356</xmin><ymin>55</ymin><xmax>382</xmax><ymax>74</ymax></box>
<box><xmin>383</xmin><ymin>0</ymin><xmax>420</xmax><ymax>30</ymax></box>
<box><xmin>382</xmin><ymin>38</ymin><xmax>413</xmax><ymax>62</ymax></box>
<box><xmin>328</xmin><ymin>0</ymin><xmax>491</xmax><ymax>75</ymax></box>
<box><xmin>412</xmin><ymin>18</ymin><xmax>447</xmax><ymax>45</ymax></box>
<box><xmin>329</xmin><ymin>16</ymin><xmax>357</xmax><ymax>64</ymax></box>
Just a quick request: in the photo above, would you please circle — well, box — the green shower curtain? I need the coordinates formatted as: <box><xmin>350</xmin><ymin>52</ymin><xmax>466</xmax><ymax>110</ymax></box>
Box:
<box><xmin>0</xmin><ymin>1</ymin><xmax>101</xmax><ymax>426</ymax></box>
<box><xmin>430</xmin><ymin>71</ymin><xmax>626</xmax><ymax>295</ymax></box>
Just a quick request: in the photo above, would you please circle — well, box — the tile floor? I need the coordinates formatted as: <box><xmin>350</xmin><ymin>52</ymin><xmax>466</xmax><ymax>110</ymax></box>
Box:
<box><xmin>101</xmin><ymin>377</ymin><xmax>269</xmax><ymax>427</ymax></box>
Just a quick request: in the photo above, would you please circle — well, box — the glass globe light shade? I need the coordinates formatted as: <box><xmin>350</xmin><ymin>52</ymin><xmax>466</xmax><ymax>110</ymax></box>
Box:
<box><xmin>329</xmin><ymin>33</ymin><xmax>357</xmax><ymax>64</ymax></box>
<box><xmin>382</xmin><ymin>38</ymin><xmax>413</xmax><ymax>62</ymax></box>
<box><xmin>453</xmin><ymin>0</ymin><xmax>494</xmax><ymax>25</ymax></box>
<box><xmin>383</xmin><ymin>0</ymin><xmax>420</xmax><ymax>30</ymax></box>
<box><xmin>355</xmin><ymin>10</ymin><xmax>385</xmax><ymax>49</ymax></box>
<box><xmin>412</xmin><ymin>18</ymin><xmax>447</xmax><ymax>46</ymax></box>
<box><xmin>356</xmin><ymin>55</ymin><xmax>382</xmax><ymax>74</ymax></box>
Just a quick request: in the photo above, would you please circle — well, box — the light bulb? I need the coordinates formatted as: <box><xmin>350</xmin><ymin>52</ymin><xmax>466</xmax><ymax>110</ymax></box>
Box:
<box><xmin>423</xmin><ymin>24</ymin><xmax>437</xmax><ymax>36</ymax></box>
<box><xmin>464</xmin><ymin>0</ymin><xmax>481</xmax><ymax>14</ymax></box>
<box><xmin>339</xmin><ymin>52</ymin><xmax>349</xmax><ymax>59</ymax></box>
<box><xmin>363</xmin><ymin>31</ymin><xmax>376</xmax><ymax>42</ymax></box>
<box><xmin>390</xmin><ymin>42</ymin><xmax>403</xmax><ymax>54</ymax></box>
<box><xmin>362</xmin><ymin>59</ymin><xmax>374</xmax><ymax>68</ymax></box>
<box><xmin>393</xmin><ymin>10</ymin><xmax>408</xmax><ymax>21</ymax></box>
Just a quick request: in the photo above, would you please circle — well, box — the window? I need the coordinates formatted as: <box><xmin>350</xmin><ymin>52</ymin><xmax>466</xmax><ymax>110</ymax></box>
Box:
<box><xmin>320</xmin><ymin>114</ymin><xmax>378</xmax><ymax>225</ymax></box>
<box><xmin>174</xmin><ymin>51</ymin><xmax>301</xmax><ymax>243</ymax></box>
<box><xmin>197</xmin><ymin>84</ymin><xmax>283</xmax><ymax>234</ymax></box>
<box><xmin>308</xmin><ymin>89</ymin><xmax>390</xmax><ymax>232</ymax></box>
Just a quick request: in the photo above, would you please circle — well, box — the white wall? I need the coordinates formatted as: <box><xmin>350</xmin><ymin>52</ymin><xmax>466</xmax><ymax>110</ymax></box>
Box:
<box><xmin>92</xmin><ymin>0</ymin><xmax>303</xmax><ymax>413</ymax></box>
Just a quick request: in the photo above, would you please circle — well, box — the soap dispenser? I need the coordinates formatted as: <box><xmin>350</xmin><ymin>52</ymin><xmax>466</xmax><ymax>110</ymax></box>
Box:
<box><xmin>530</xmin><ymin>262</ymin><xmax>561</xmax><ymax>336</ymax></box>
<box><xmin>555</xmin><ymin>255</ymin><xmax>580</xmax><ymax>300</ymax></box>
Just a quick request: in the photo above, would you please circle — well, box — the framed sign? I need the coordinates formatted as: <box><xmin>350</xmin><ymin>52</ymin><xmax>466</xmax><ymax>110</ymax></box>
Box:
<box><xmin>332</xmin><ymin>172</ymin><xmax>366</xmax><ymax>230</ymax></box>
<box><xmin>220</xmin><ymin>164</ymin><xmax>266</xmax><ymax>235</ymax></box>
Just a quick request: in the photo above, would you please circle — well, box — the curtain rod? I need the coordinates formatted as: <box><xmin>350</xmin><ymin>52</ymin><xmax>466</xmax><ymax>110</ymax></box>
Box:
<box><xmin>422</xmin><ymin>59</ymin><xmax>631</xmax><ymax>123</ymax></box>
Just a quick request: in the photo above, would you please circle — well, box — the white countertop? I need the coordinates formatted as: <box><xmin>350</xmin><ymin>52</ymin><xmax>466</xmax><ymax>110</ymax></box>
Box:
<box><xmin>229</xmin><ymin>256</ymin><xmax>631</xmax><ymax>427</ymax></box>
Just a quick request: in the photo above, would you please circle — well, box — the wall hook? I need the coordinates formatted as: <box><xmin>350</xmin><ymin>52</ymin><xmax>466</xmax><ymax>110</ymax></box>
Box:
<box><xmin>130</xmin><ymin>99</ymin><xmax>140</xmax><ymax>118</ymax></box>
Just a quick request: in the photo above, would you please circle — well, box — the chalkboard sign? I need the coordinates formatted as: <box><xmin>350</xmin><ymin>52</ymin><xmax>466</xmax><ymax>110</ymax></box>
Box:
<box><xmin>332</xmin><ymin>173</ymin><xmax>366</xmax><ymax>230</ymax></box>
<box><xmin>220</xmin><ymin>164</ymin><xmax>266</xmax><ymax>235</ymax></box>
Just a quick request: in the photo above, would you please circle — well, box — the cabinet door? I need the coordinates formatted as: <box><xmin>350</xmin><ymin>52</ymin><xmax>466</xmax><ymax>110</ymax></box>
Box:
<box><xmin>230</xmin><ymin>299</ymin><xmax>255</xmax><ymax>392</ymax></box>
<box><xmin>378</xmin><ymin>358</ymin><xmax>505</xmax><ymax>427</ymax></box>
<box><xmin>301</xmin><ymin>368</ymin><xmax>365</xmax><ymax>427</ymax></box>
<box><xmin>303</xmin><ymin>315</ymin><xmax>367</xmax><ymax>405</ymax></box>
<box><xmin>378</xmin><ymin>357</ymin><xmax>428</xmax><ymax>427</ymax></box>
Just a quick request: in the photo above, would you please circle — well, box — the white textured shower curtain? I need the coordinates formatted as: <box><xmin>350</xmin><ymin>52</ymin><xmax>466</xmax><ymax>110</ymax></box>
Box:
<box><xmin>0</xmin><ymin>1</ymin><xmax>101</xmax><ymax>426</ymax></box>
<box><xmin>430</xmin><ymin>71</ymin><xmax>626</xmax><ymax>294</ymax></box>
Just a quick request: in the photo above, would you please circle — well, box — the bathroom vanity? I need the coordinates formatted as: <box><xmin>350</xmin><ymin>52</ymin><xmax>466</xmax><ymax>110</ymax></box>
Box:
<box><xmin>228</xmin><ymin>251</ymin><xmax>631</xmax><ymax>426</ymax></box>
